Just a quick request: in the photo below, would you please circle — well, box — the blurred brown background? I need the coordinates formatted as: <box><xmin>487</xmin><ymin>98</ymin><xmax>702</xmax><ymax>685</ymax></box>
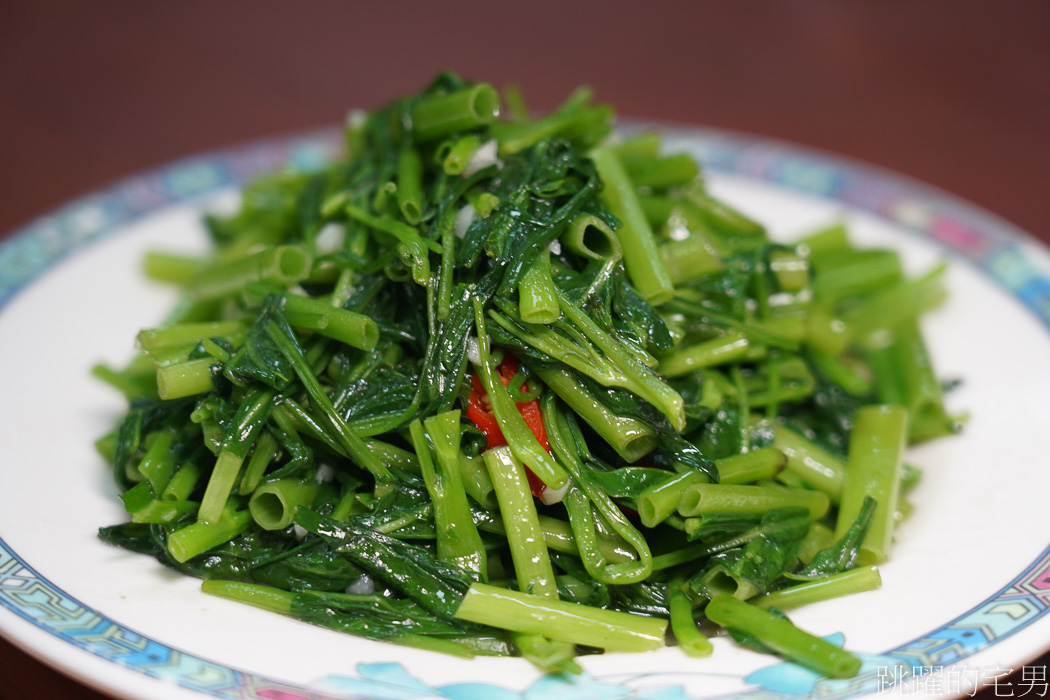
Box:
<box><xmin>1</xmin><ymin>1</ymin><xmax>1048</xmax><ymax>698</ymax></box>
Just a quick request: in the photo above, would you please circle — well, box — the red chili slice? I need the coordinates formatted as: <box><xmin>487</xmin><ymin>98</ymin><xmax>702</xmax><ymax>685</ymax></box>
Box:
<box><xmin>467</xmin><ymin>353</ymin><xmax>550</xmax><ymax>497</ymax></box>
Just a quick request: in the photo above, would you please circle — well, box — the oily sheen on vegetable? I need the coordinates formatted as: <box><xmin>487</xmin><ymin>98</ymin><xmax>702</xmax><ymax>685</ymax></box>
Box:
<box><xmin>95</xmin><ymin>73</ymin><xmax>957</xmax><ymax>676</ymax></box>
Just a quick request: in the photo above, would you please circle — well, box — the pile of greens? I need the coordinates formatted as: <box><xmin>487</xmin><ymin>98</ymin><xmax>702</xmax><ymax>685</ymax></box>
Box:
<box><xmin>95</xmin><ymin>73</ymin><xmax>956</xmax><ymax>677</ymax></box>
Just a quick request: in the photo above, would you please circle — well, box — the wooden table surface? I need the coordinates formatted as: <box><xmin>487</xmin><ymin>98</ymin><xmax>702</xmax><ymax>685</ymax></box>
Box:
<box><xmin>1</xmin><ymin>2</ymin><xmax>1048</xmax><ymax>699</ymax></box>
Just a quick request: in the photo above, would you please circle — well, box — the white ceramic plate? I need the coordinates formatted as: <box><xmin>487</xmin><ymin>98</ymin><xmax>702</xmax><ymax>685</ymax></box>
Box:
<box><xmin>2</xmin><ymin>125</ymin><xmax>1050</xmax><ymax>700</ymax></box>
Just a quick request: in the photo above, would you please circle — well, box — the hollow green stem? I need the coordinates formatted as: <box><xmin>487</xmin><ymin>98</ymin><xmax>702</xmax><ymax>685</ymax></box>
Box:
<box><xmin>589</xmin><ymin>146</ymin><xmax>674</xmax><ymax>305</ymax></box>
<box><xmin>678</xmin><ymin>483</ymin><xmax>829</xmax><ymax>519</ymax></box>
<box><xmin>413</xmin><ymin>412</ymin><xmax>486</xmax><ymax>578</ymax></box>
<box><xmin>282</xmin><ymin>293</ymin><xmax>379</xmax><ymax>350</ymax></box>
<box><xmin>168</xmin><ymin>502</ymin><xmax>252</xmax><ymax>563</ymax></box>
<box><xmin>491</xmin><ymin>90</ymin><xmax>609</xmax><ymax>155</ymax></box>
<box><xmin>162</xmin><ymin>463</ymin><xmax>201</xmax><ymax>502</ymax></box>
<box><xmin>669</xmin><ymin>579</ymin><xmax>713</xmax><ymax>657</ymax></box>
<box><xmin>130</xmin><ymin>499</ymin><xmax>199</xmax><ymax>524</ymax></box>
<box><xmin>810</xmin><ymin>249</ymin><xmax>901</xmax><ymax>301</ymax></box>
<box><xmin>138</xmin><ymin>321</ymin><xmax>245</xmax><ymax>353</ymax></box>
<box><xmin>752</xmin><ymin>566</ymin><xmax>882</xmax><ymax>611</ymax></box>
<box><xmin>518</xmin><ymin>250</ymin><xmax>560</xmax><ymax>324</ymax></box>
<box><xmin>846</xmin><ymin>264</ymin><xmax>947</xmax><ymax>340</ymax></box>
<box><xmin>836</xmin><ymin>405</ymin><xmax>908</xmax><ymax>564</ymax></box>
<box><xmin>718</xmin><ymin>447</ymin><xmax>786</xmax><ymax>484</ymax></box>
<box><xmin>455</xmin><ymin>582</ymin><xmax>667</xmax><ymax>652</ymax></box>
<box><xmin>458</xmin><ymin>453</ymin><xmax>497</xmax><ymax>510</ymax></box>
<box><xmin>637</xmin><ymin>470</ymin><xmax>707</xmax><ymax>528</ymax></box>
<box><xmin>411</xmin><ymin>83</ymin><xmax>501</xmax><ymax>141</ymax></box>
<box><xmin>143</xmin><ymin>251</ymin><xmax>205</xmax><ymax>284</ymax></box>
<box><xmin>202</xmin><ymin>580</ymin><xmax>294</xmax><ymax>614</ymax></box>
<box><xmin>156</xmin><ymin>358</ymin><xmax>216</xmax><ymax>400</ymax></box>
<box><xmin>199</xmin><ymin>387</ymin><xmax>274</xmax><ymax>523</ymax></box>
<box><xmin>533</xmin><ymin>366</ymin><xmax>657</xmax><ymax>463</ymax></box>
<box><xmin>190</xmin><ymin>245</ymin><xmax>312</xmax><ymax>300</ymax></box>
<box><xmin>766</xmin><ymin>421</ymin><xmax>847</xmax><ymax>502</ymax></box>
<box><xmin>625</xmin><ymin>153</ymin><xmax>700</xmax><ymax>190</ymax></box>
<box><xmin>396</xmin><ymin>147</ymin><xmax>424</xmax><ymax>224</ymax></box>
<box><xmin>138</xmin><ymin>429</ymin><xmax>176</xmax><ymax>494</ymax></box>
<box><xmin>483</xmin><ymin>447</ymin><xmax>557</xmax><ymax>598</ymax></box>
<box><xmin>562</xmin><ymin>213</ymin><xmax>622</xmax><ymax>263</ymax></box>
<box><xmin>659</xmin><ymin>331</ymin><xmax>752</xmax><ymax>378</ymax></box>
<box><xmin>685</xmin><ymin>189</ymin><xmax>765</xmax><ymax>239</ymax></box>
<box><xmin>659</xmin><ymin>234</ymin><xmax>724</xmax><ymax>284</ymax></box>
<box><xmin>867</xmin><ymin>320</ymin><xmax>953</xmax><ymax>442</ymax></box>
<box><xmin>249</xmin><ymin>478</ymin><xmax>318</xmax><ymax>531</ymax></box>
<box><xmin>705</xmin><ymin>595</ymin><xmax>861</xmax><ymax>678</ymax></box>
<box><xmin>443</xmin><ymin>135</ymin><xmax>482</xmax><ymax>175</ymax></box>
<box><xmin>238</xmin><ymin>431</ymin><xmax>279</xmax><ymax>495</ymax></box>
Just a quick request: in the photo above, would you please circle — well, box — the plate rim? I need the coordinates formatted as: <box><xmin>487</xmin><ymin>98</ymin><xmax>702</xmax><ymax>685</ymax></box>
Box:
<box><xmin>2</xmin><ymin>122</ymin><xmax>1050</xmax><ymax>700</ymax></box>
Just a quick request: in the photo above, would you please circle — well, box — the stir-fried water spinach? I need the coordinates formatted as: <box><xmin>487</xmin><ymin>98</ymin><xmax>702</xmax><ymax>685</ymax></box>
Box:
<box><xmin>95</xmin><ymin>73</ymin><xmax>958</xmax><ymax>677</ymax></box>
